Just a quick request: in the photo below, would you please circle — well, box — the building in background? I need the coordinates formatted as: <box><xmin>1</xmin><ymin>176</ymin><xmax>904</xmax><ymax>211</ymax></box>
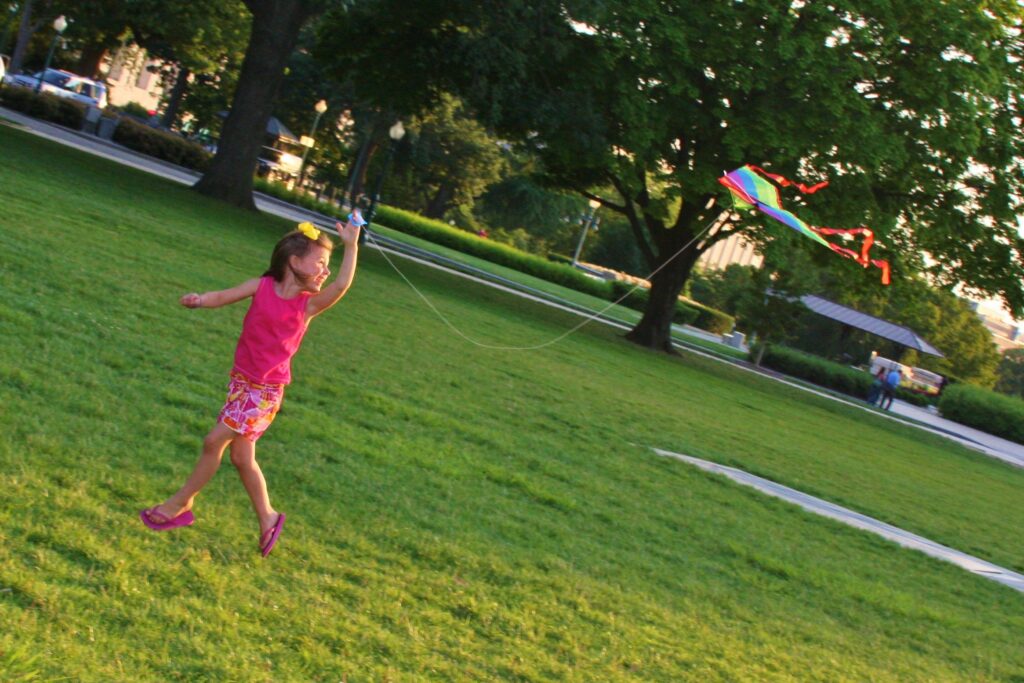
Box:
<box><xmin>102</xmin><ymin>45</ymin><xmax>163</xmax><ymax>111</ymax></box>
<box><xmin>970</xmin><ymin>300</ymin><xmax>1023</xmax><ymax>353</ymax></box>
<box><xmin>697</xmin><ymin>231</ymin><xmax>763</xmax><ymax>271</ymax></box>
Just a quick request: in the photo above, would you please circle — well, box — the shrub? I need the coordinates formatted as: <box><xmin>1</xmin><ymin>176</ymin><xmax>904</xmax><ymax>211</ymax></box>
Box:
<box><xmin>0</xmin><ymin>85</ymin><xmax>86</xmax><ymax>128</ymax></box>
<box><xmin>686</xmin><ymin>299</ymin><xmax>735</xmax><ymax>335</ymax></box>
<box><xmin>120</xmin><ymin>101</ymin><xmax>152</xmax><ymax>119</ymax></box>
<box><xmin>754</xmin><ymin>344</ymin><xmax>875</xmax><ymax>397</ymax></box>
<box><xmin>374</xmin><ymin>205</ymin><xmax>613</xmax><ymax>297</ymax></box>
<box><xmin>111</xmin><ymin>118</ymin><xmax>211</xmax><ymax>171</ymax></box>
<box><xmin>938</xmin><ymin>384</ymin><xmax>1024</xmax><ymax>444</ymax></box>
<box><xmin>752</xmin><ymin>345</ymin><xmax>937</xmax><ymax>405</ymax></box>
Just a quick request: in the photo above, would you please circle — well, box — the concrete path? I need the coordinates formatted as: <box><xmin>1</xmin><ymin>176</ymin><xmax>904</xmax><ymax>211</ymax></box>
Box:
<box><xmin>5</xmin><ymin>106</ymin><xmax>1023</xmax><ymax>469</ymax></box>
<box><xmin>886</xmin><ymin>401</ymin><xmax>1024</xmax><ymax>468</ymax></box>
<box><xmin>653</xmin><ymin>448</ymin><xmax>1024</xmax><ymax>594</ymax></box>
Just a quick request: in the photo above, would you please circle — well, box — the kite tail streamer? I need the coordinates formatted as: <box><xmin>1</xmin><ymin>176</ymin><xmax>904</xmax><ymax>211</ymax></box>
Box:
<box><xmin>813</xmin><ymin>227</ymin><xmax>875</xmax><ymax>265</ymax></box>
<box><xmin>747</xmin><ymin>165</ymin><xmax>829</xmax><ymax>194</ymax></box>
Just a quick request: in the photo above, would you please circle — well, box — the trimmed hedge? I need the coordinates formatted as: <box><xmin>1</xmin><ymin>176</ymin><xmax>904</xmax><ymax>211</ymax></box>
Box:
<box><xmin>0</xmin><ymin>84</ymin><xmax>86</xmax><ymax>128</ymax></box>
<box><xmin>374</xmin><ymin>205</ymin><xmax>614</xmax><ymax>296</ymax></box>
<box><xmin>111</xmin><ymin>118</ymin><xmax>212</xmax><ymax>171</ymax></box>
<box><xmin>753</xmin><ymin>344</ymin><xmax>934</xmax><ymax>406</ymax></box>
<box><xmin>938</xmin><ymin>384</ymin><xmax>1024</xmax><ymax>445</ymax></box>
<box><xmin>687</xmin><ymin>299</ymin><xmax>735</xmax><ymax>335</ymax></box>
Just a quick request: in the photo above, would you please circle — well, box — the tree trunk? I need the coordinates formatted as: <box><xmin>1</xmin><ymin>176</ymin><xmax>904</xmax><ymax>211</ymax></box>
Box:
<box><xmin>424</xmin><ymin>182</ymin><xmax>452</xmax><ymax>219</ymax></box>
<box><xmin>76</xmin><ymin>43</ymin><xmax>107</xmax><ymax>78</ymax></box>
<box><xmin>625</xmin><ymin>240</ymin><xmax>701</xmax><ymax>353</ymax></box>
<box><xmin>10</xmin><ymin>0</ymin><xmax>36</xmax><ymax>74</ymax></box>
<box><xmin>346</xmin><ymin>135</ymin><xmax>378</xmax><ymax>208</ymax></box>
<box><xmin>160</xmin><ymin>66</ymin><xmax>190</xmax><ymax>129</ymax></box>
<box><xmin>193</xmin><ymin>0</ymin><xmax>312</xmax><ymax>209</ymax></box>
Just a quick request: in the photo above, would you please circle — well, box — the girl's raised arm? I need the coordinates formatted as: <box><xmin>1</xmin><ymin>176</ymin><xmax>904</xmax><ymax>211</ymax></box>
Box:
<box><xmin>181</xmin><ymin>278</ymin><xmax>260</xmax><ymax>309</ymax></box>
<box><xmin>306</xmin><ymin>221</ymin><xmax>360</xmax><ymax>319</ymax></box>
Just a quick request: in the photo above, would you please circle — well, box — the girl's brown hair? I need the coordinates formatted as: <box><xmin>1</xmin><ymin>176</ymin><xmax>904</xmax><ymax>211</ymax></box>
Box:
<box><xmin>263</xmin><ymin>230</ymin><xmax>335</xmax><ymax>281</ymax></box>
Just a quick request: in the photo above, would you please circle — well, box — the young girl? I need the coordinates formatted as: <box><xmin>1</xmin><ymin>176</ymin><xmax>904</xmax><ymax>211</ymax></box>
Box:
<box><xmin>140</xmin><ymin>216</ymin><xmax>362</xmax><ymax>557</ymax></box>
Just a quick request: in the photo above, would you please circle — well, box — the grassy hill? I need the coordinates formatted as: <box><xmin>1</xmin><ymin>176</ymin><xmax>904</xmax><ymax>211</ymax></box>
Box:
<box><xmin>1</xmin><ymin>123</ymin><xmax>1023</xmax><ymax>681</ymax></box>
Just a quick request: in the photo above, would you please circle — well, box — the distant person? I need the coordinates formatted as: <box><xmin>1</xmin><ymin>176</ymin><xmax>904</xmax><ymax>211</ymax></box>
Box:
<box><xmin>139</xmin><ymin>215</ymin><xmax>363</xmax><ymax>557</ymax></box>
<box><xmin>880</xmin><ymin>367</ymin><xmax>902</xmax><ymax>410</ymax></box>
<box><xmin>866</xmin><ymin>367</ymin><xmax>888</xmax><ymax>405</ymax></box>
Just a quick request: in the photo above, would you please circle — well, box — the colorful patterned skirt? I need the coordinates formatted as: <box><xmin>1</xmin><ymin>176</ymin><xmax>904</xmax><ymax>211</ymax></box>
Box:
<box><xmin>218</xmin><ymin>373</ymin><xmax>285</xmax><ymax>442</ymax></box>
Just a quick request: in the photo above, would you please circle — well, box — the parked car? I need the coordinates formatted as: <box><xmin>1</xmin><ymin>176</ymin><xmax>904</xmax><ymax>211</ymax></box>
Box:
<box><xmin>3</xmin><ymin>68</ymin><xmax>108</xmax><ymax>109</ymax></box>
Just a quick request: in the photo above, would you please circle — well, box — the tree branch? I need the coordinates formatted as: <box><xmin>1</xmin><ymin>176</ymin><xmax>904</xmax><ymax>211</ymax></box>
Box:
<box><xmin>609</xmin><ymin>171</ymin><xmax>657</xmax><ymax>267</ymax></box>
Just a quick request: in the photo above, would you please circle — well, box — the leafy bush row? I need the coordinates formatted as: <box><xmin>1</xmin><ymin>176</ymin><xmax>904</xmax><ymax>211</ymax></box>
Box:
<box><xmin>0</xmin><ymin>85</ymin><xmax>86</xmax><ymax>128</ymax></box>
<box><xmin>111</xmin><ymin>118</ymin><xmax>212</xmax><ymax>171</ymax></box>
<box><xmin>753</xmin><ymin>344</ymin><xmax>934</xmax><ymax>406</ymax></box>
<box><xmin>938</xmin><ymin>384</ymin><xmax>1024</xmax><ymax>444</ymax></box>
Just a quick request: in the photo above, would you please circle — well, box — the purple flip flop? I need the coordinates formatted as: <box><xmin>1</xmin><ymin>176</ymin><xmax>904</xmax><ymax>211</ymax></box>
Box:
<box><xmin>140</xmin><ymin>507</ymin><xmax>195</xmax><ymax>531</ymax></box>
<box><xmin>260</xmin><ymin>513</ymin><xmax>286</xmax><ymax>557</ymax></box>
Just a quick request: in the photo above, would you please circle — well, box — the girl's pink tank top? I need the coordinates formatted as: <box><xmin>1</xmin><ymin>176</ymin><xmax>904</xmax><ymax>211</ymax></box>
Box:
<box><xmin>232</xmin><ymin>276</ymin><xmax>313</xmax><ymax>385</ymax></box>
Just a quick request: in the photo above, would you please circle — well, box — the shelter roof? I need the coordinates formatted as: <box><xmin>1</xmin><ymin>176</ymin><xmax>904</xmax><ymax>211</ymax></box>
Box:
<box><xmin>800</xmin><ymin>294</ymin><xmax>944</xmax><ymax>357</ymax></box>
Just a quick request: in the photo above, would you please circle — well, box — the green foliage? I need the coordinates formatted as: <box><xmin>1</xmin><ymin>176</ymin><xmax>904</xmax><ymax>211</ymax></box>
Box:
<box><xmin>401</xmin><ymin>94</ymin><xmax>507</xmax><ymax>218</ymax></box>
<box><xmin>688</xmin><ymin>301</ymin><xmax>736</xmax><ymax>335</ymax></box>
<box><xmin>754</xmin><ymin>344</ymin><xmax>875</xmax><ymax>398</ymax></box>
<box><xmin>375</xmin><ymin>204</ymin><xmax>612</xmax><ymax>296</ymax></box>
<box><xmin>939</xmin><ymin>383</ymin><xmax>1024</xmax><ymax>445</ymax></box>
<box><xmin>111</xmin><ymin>118</ymin><xmax>212</xmax><ymax>170</ymax></box>
<box><xmin>689</xmin><ymin>265</ymin><xmax>759</xmax><ymax>318</ymax></box>
<box><xmin>476</xmin><ymin>173</ymin><xmax>583</xmax><ymax>254</ymax></box>
<box><xmin>753</xmin><ymin>345</ymin><xmax>934</xmax><ymax>406</ymax></box>
<box><xmin>0</xmin><ymin>85</ymin><xmax>86</xmax><ymax>128</ymax></box>
<box><xmin>117</xmin><ymin>101</ymin><xmax>153</xmax><ymax>119</ymax></box>
<box><xmin>995</xmin><ymin>348</ymin><xmax>1024</xmax><ymax>398</ymax></box>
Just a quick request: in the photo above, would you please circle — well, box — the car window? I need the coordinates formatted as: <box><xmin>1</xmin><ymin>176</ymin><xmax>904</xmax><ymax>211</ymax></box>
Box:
<box><xmin>41</xmin><ymin>71</ymin><xmax>70</xmax><ymax>87</ymax></box>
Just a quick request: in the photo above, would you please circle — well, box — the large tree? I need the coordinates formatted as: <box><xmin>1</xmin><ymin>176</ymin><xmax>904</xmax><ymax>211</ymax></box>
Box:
<box><xmin>192</xmin><ymin>0</ymin><xmax>343</xmax><ymax>208</ymax></box>
<box><xmin>322</xmin><ymin>0</ymin><xmax>1024</xmax><ymax>352</ymax></box>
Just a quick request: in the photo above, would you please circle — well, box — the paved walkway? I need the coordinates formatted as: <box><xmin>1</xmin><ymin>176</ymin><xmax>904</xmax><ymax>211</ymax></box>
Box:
<box><xmin>654</xmin><ymin>448</ymin><xmax>1024</xmax><ymax>594</ymax></box>
<box><xmin>5</xmin><ymin>105</ymin><xmax>1023</xmax><ymax>470</ymax></box>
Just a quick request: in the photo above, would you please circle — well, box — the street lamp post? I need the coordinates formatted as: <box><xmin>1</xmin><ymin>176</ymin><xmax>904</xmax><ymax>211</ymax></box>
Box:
<box><xmin>35</xmin><ymin>15</ymin><xmax>68</xmax><ymax>95</ymax></box>
<box><xmin>297</xmin><ymin>99</ymin><xmax>328</xmax><ymax>187</ymax></box>
<box><xmin>572</xmin><ymin>198</ymin><xmax>602</xmax><ymax>266</ymax></box>
<box><xmin>362</xmin><ymin>120</ymin><xmax>405</xmax><ymax>243</ymax></box>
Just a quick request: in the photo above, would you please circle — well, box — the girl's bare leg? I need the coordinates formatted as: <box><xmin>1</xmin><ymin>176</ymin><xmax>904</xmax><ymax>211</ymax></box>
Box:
<box><xmin>151</xmin><ymin>421</ymin><xmax>237</xmax><ymax>519</ymax></box>
<box><xmin>229</xmin><ymin>436</ymin><xmax>279</xmax><ymax>535</ymax></box>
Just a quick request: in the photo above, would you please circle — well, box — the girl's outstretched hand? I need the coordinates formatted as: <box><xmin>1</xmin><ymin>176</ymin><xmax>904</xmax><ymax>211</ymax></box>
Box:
<box><xmin>337</xmin><ymin>220</ymin><xmax>360</xmax><ymax>246</ymax></box>
<box><xmin>180</xmin><ymin>293</ymin><xmax>202</xmax><ymax>308</ymax></box>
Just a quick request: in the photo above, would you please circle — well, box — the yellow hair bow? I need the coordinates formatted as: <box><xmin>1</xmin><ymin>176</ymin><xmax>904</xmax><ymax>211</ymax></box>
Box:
<box><xmin>297</xmin><ymin>222</ymin><xmax>320</xmax><ymax>240</ymax></box>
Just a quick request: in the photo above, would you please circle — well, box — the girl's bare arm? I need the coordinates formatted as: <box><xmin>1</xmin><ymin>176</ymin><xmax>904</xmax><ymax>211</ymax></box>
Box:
<box><xmin>181</xmin><ymin>278</ymin><xmax>260</xmax><ymax>309</ymax></box>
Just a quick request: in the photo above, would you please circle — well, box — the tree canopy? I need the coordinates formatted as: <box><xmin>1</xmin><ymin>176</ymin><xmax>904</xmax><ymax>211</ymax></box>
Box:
<box><xmin>323</xmin><ymin>0</ymin><xmax>1024</xmax><ymax>352</ymax></box>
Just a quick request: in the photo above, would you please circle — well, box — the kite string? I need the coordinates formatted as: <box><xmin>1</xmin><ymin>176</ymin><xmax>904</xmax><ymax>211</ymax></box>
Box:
<box><xmin>344</xmin><ymin>214</ymin><xmax>723</xmax><ymax>351</ymax></box>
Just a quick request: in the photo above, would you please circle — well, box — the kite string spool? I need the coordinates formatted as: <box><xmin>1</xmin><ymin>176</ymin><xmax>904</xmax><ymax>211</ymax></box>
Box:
<box><xmin>334</xmin><ymin>215</ymin><xmax>722</xmax><ymax>351</ymax></box>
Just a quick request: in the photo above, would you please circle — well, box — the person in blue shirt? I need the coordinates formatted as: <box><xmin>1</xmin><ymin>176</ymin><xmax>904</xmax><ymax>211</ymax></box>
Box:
<box><xmin>880</xmin><ymin>368</ymin><xmax>902</xmax><ymax>410</ymax></box>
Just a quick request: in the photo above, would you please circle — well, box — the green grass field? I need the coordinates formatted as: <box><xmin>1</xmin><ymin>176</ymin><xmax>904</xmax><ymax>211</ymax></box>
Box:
<box><xmin>2</xmin><ymin>123</ymin><xmax>1023</xmax><ymax>682</ymax></box>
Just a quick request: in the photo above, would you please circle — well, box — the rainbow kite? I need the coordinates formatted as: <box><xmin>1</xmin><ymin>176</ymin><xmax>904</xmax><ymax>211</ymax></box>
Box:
<box><xmin>718</xmin><ymin>165</ymin><xmax>890</xmax><ymax>284</ymax></box>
